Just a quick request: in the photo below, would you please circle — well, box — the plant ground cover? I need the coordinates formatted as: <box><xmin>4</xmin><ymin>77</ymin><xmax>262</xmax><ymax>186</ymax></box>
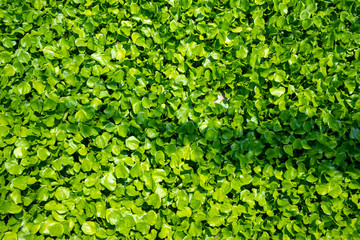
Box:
<box><xmin>1</xmin><ymin>0</ymin><xmax>360</xmax><ymax>239</ymax></box>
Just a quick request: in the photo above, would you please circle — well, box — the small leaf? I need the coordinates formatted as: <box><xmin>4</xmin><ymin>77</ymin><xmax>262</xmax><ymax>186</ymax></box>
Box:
<box><xmin>115</xmin><ymin>164</ymin><xmax>129</xmax><ymax>179</ymax></box>
<box><xmin>270</xmin><ymin>87</ymin><xmax>285</xmax><ymax>97</ymax></box>
<box><xmin>12</xmin><ymin>176</ymin><xmax>28</xmax><ymax>190</ymax></box>
<box><xmin>284</xmin><ymin>167</ymin><xmax>297</xmax><ymax>181</ymax></box>
<box><xmin>54</xmin><ymin>187</ymin><xmax>70</xmax><ymax>201</ymax></box>
<box><xmin>316</xmin><ymin>184</ymin><xmax>330</xmax><ymax>195</ymax></box>
<box><xmin>40</xmin><ymin>221</ymin><xmax>64</xmax><ymax>237</ymax></box>
<box><xmin>300</xmin><ymin>10</ymin><xmax>311</xmax><ymax>20</ymax></box>
<box><xmin>329</xmin><ymin>184</ymin><xmax>342</xmax><ymax>198</ymax></box>
<box><xmin>17</xmin><ymin>50</ymin><xmax>31</xmax><ymax>63</ymax></box>
<box><xmin>95</xmin><ymin>135</ymin><xmax>109</xmax><ymax>149</ymax></box>
<box><xmin>126</xmin><ymin>136</ymin><xmax>140</xmax><ymax>150</ymax></box>
<box><xmin>205</xmin><ymin>127</ymin><xmax>219</xmax><ymax>141</ymax></box>
<box><xmin>82</xmin><ymin>221</ymin><xmax>97</xmax><ymax>235</ymax></box>
<box><xmin>3</xmin><ymin>232</ymin><xmax>18</xmax><ymax>240</ymax></box>
<box><xmin>14</xmin><ymin>147</ymin><xmax>28</xmax><ymax>158</ymax></box>
<box><xmin>283</xmin><ymin>145</ymin><xmax>293</xmax><ymax>156</ymax></box>
<box><xmin>16</xmin><ymin>82</ymin><xmax>32</xmax><ymax>95</ymax></box>
<box><xmin>37</xmin><ymin>148</ymin><xmax>50</xmax><ymax>160</ymax></box>
<box><xmin>236</xmin><ymin>45</ymin><xmax>248</xmax><ymax>59</ymax></box>
<box><xmin>145</xmin><ymin>211</ymin><xmax>158</xmax><ymax>225</ymax></box>
<box><xmin>130</xmin><ymin>163</ymin><xmax>142</xmax><ymax>178</ymax></box>
<box><xmin>101</xmin><ymin>172</ymin><xmax>117</xmax><ymax>191</ymax></box>
<box><xmin>321</xmin><ymin>203</ymin><xmax>332</xmax><ymax>215</ymax></box>
<box><xmin>4</xmin><ymin>64</ymin><xmax>16</xmax><ymax>76</ymax></box>
<box><xmin>75</xmin><ymin>106</ymin><xmax>95</xmax><ymax>122</ymax></box>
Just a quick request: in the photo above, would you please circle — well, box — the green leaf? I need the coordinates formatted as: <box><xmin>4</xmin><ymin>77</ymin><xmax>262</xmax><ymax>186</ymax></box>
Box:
<box><xmin>254</xmin><ymin>16</ymin><xmax>265</xmax><ymax>29</ymax></box>
<box><xmin>118</xmin><ymin>125</ymin><xmax>129</xmax><ymax>138</ymax></box>
<box><xmin>284</xmin><ymin>167</ymin><xmax>297</xmax><ymax>181</ymax></box>
<box><xmin>213</xmin><ymin>189</ymin><xmax>225</xmax><ymax>202</ymax></box>
<box><xmin>321</xmin><ymin>202</ymin><xmax>332</xmax><ymax>215</ymax></box>
<box><xmin>175</xmin><ymin>105</ymin><xmax>189</xmax><ymax>123</ymax></box>
<box><xmin>316</xmin><ymin>184</ymin><xmax>330</xmax><ymax>195</ymax></box>
<box><xmin>75</xmin><ymin>106</ymin><xmax>95</xmax><ymax>122</ymax></box>
<box><xmin>136</xmin><ymin>221</ymin><xmax>150</xmax><ymax>235</ymax></box>
<box><xmin>13</xmin><ymin>146</ymin><xmax>28</xmax><ymax>158</ymax></box>
<box><xmin>0</xmin><ymin>52</ymin><xmax>11</xmax><ymax>64</ymax></box>
<box><xmin>191</xmin><ymin>147</ymin><xmax>204</xmax><ymax>162</ymax></box>
<box><xmin>155</xmin><ymin>150</ymin><xmax>165</xmax><ymax>164</ymax></box>
<box><xmin>4</xmin><ymin>64</ymin><xmax>16</xmax><ymax>76</ymax></box>
<box><xmin>270</xmin><ymin>87</ymin><xmax>285</xmax><ymax>97</ymax></box>
<box><xmin>37</xmin><ymin>148</ymin><xmax>50</xmax><ymax>160</ymax></box>
<box><xmin>43</xmin><ymin>45</ymin><xmax>58</xmax><ymax>59</ymax></box>
<box><xmin>283</xmin><ymin>145</ymin><xmax>293</xmax><ymax>156</ymax></box>
<box><xmin>91</xmin><ymin>52</ymin><xmax>115</xmax><ymax>70</ymax></box>
<box><xmin>208</xmin><ymin>215</ymin><xmax>224</xmax><ymax>227</ymax></box>
<box><xmin>82</xmin><ymin>221</ymin><xmax>97</xmax><ymax>235</ymax></box>
<box><xmin>3</xmin><ymin>232</ymin><xmax>17</xmax><ymax>240</ymax></box>
<box><xmin>12</xmin><ymin>176</ymin><xmax>28</xmax><ymax>190</ymax></box>
<box><xmin>95</xmin><ymin>135</ymin><xmax>109</xmax><ymax>149</ymax></box>
<box><xmin>101</xmin><ymin>172</ymin><xmax>117</xmax><ymax>191</ymax></box>
<box><xmin>17</xmin><ymin>50</ymin><xmax>31</xmax><ymax>63</ymax></box>
<box><xmin>329</xmin><ymin>184</ymin><xmax>342</xmax><ymax>198</ymax></box>
<box><xmin>40</xmin><ymin>221</ymin><xmax>64</xmax><ymax>237</ymax></box>
<box><xmin>205</xmin><ymin>127</ymin><xmax>219</xmax><ymax>141</ymax></box>
<box><xmin>146</xmin><ymin>128</ymin><xmax>159</xmax><ymax>138</ymax></box>
<box><xmin>236</xmin><ymin>45</ymin><xmax>248</xmax><ymax>59</ymax></box>
<box><xmin>126</xmin><ymin>136</ymin><xmax>140</xmax><ymax>150</ymax></box>
<box><xmin>300</xmin><ymin>10</ymin><xmax>311</xmax><ymax>20</ymax></box>
<box><xmin>115</xmin><ymin>164</ymin><xmax>129</xmax><ymax>179</ymax></box>
<box><xmin>16</xmin><ymin>82</ymin><xmax>32</xmax><ymax>95</ymax></box>
<box><xmin>130</xmin><ymin>163</ymin><xmax>142</xmax><ymax>178</ymax></box>
<box><xmin>180</xmin><ymin>0</ymin><xmax>192</xmax><ymax>9</ymax></box>
<box><xmin>54</xmin><ymin>187</ymin><xmax>70</xmax><ymax>201</ymax></box>
<box><xmin>145</xmin><ymin>211</ymin><xmax>158</xmax><ymax>225</ymax></box>
<box><xmin>159</xmin><ymin>224</ymin><xmax>172</xmax><ymax>239</ymax></box>
<box><xmin>80</xmin><ymin>124</ymin><xmax>93</xmax><ymax>138</ymax></box>
<box><xmin>147</xmin><ymin>193</ymin><xmax>161</xmax><ymax>209</ymax></box>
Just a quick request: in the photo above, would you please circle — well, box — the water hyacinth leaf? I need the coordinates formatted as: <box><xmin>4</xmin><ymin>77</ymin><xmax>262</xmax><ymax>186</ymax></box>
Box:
<box><xmin>3</xmin><ymin>232</ymin><xmax>18</xmax><ymax>240</ymax></box>
<box><xmin>12</xmin><ymin>176</ymin><xmax>28</xmax><ymax>190</ymax></box>
<box><xmin>106</xmin><ymin>209</ymin><xmax>122</xmax><ymax>225</ymax></box>
<box><xmin>101</xmin><ymin>172</ymin><xmax>117</xmax><ymax>191</ymax></box>
<box><xmin>130</xmin><ymin>163</ymin><xmax>142</xmax><ymax>178</ymax></box>
<box><xmin>37</xmin><ymin>148</ymin><xmax>50</xmax><ymax>160</ymax></box>
<box><xmin>270</xmin><ymin>87</ymin><xmax>285</xmax><ymax>97</ymax></box>
<box><xmin>205</xmin><ymin>127</ymin><xmax>219</xmax><ymax>141</ymax></box>
<box><xmin>95</xmin><ymin>135</ymin><xmax>109</xmax><ymax>149</ymax></box>
<box><xmin>115</xmin><ymin>164</ymin><xmax>129</xmax><ymax>179</ymax></box>
<box><xmin>4</xmin><ymin>64</ymin><xmax>16</xmax><ymax>76</ymax></box>
<box><xmin>75</xmin><ymin>107</ymin><xmax>95</xmax><ymax>122</ymax></box>
<box><xmin>284</xmin><ymin>167</ymin><xmax>297</xmax><ymax>181</ymax></box>
<box><xmin>145</xmin><ymin>211</ymin><xmax>158</xmax><ymax>225</ymax></box>
<box><xmin>329</xmin><ymin>184</ymin><xmax>342</xmax><ymax>198</ymax></box>
<box><xmin>82</xmin><ymin>221</ymin><xmax>97</xmax><ymax>235</ymax></box>
<box><xmin>40</xmin><ymin>221</ymin><xmax>64</xmax><ymax>237</ymax></box>
<box><xmin>80</xmin><ymin>124</ymin><xmax>93</xmax><ymax>138</ymax></box>
<box><xmin>13</xmin><ymin>146</ymin><xmax>28</xmax><ymax>158</ymax></box>
<box><xmin>17</xmin><ymin>50</ymin><xmax>31</xmax><ymax>63</ymax></box>
<box><xmin>126</xmin><ymin>136</ymin><xmax>140</xmax><ymax>150</ymax></box>
<box><xmin>316</xmin><ymin>184</ymin><xmax>330</xmax><ymax>196</ymax></box>
<box><xmin>54</xmin><ymin>187</ymin><xmax>70</xmax><ymax>201</ymax></box>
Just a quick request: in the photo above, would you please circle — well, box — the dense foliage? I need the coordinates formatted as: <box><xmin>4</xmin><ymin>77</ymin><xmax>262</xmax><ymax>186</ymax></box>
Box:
<box><xmin>1</xmin><ymin>0</ymin><xmax>360</xmax><ymax>239</ymax></box>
